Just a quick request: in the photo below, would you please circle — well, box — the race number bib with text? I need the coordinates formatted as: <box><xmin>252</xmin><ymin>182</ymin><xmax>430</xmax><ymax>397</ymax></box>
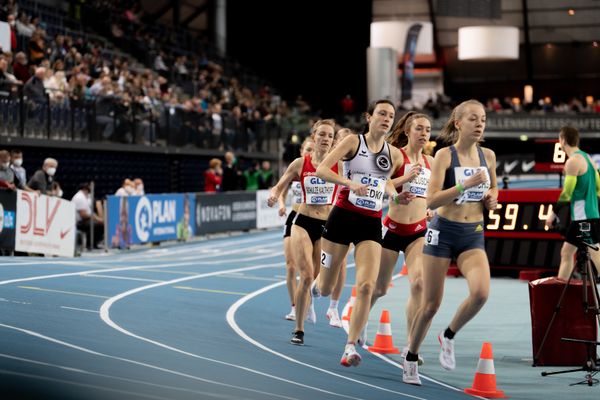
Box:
<box><xmin>348</xmin><ymin>173</ymin><xmax>386</xmax><ymax>211</ymax></box>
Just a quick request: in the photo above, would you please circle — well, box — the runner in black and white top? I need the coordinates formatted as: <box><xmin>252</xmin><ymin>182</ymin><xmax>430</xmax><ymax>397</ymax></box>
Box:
<box><xmin>277</xmin><ymin>137</ymin><xmax>314</xmax><ymax>321</ymax></box>
<box><xmin>369</xmin><ymin>112</ymin><xmax>433</xmax><ymax>364</ymax></box>
<box><xmin>268</xmin><ymin>120</ymin><xmax>338</xmax><ymax>345</ymax></box>
<box><xmin>312</xmin><ymin>100</ymin><xmax>414</xmax><ymax>367</ymax></box>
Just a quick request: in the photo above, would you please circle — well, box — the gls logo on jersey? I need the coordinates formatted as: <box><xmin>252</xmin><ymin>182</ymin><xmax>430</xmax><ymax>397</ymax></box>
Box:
<box><xmin>376</xmin><ymin>154</ymin><xmax>391</xmax><ymax>172</ymax></box>
<box><xmin>309</xmin><ymin>177</ymin><xmax>326</xmax><ymax>185</ymax></box>
<box><xmin>360</xmin><ymin>176</ymin><xmax>380</xmax><ymax>187</ymax></box>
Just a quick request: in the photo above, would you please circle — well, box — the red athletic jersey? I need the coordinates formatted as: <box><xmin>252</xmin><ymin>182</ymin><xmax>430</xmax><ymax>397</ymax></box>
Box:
<box><xmin>299</xmin><ymin>154</ymin><xmax>339</xmax><ymax>205</ymax></box>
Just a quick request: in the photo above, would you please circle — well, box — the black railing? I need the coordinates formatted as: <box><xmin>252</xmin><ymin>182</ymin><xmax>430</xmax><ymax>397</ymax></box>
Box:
<box><xmin>0</xmin><ymin>82</ymin><xmax>284</xmax><ymax>154</ymax></box>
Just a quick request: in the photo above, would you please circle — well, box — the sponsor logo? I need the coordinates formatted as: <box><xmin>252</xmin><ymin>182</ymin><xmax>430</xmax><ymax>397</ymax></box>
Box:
<box><xmin>356</xmin><ymin>198</ymin><xmax>376</xmax><ymax>209</ymax></box>
<box><xmin>311</xmin><ymin>196</ymin><xmax>329</xmax><ymax>204</ymax></box>
<box><xmin>475</xmin><ymin>224</ymin><xmax>483</xmax><ymax>232</ymax></box>
<box><xmin>359</xmin><ymin>149</ymin><xmax>368</xmax><ymax>157</ymax></box>
<box><xmin>522</xmin><ymin>160</ymin><xmax>535</xmax><ymax>172</ymax></box>
<box><xmin>135</xmin><ymin>197</ymin><xmax>152</xmax><ymax>242</ymax></box>
<box><xmin>60</xmin><ymin>227</ymin><xmax>71</xmax><ymax>239</ymax></box>
<box><xmin>503</xmin><ymin>160</ymin><xmax>518</xmax><ymax>173</ymax></box>
<box><xmin>389</xmin><ymin>222</ymin><xmax>397</xmax><ymax>230</ymax></box>
<box><xmin>415</xmin><ymin>224</ymin><xmax>423</xmax><ymax>231</ymax></box>
<box><xmin>376</xmin><ymin>154</ymin><xmax>391</xmax><ymax>171</ymax></box>
<box><xmin>309</xmin><ymin>177</ymin><xmax>326</xmax><ymax>185</ymax></box>
<box><xmin>410</xmin><ymin>187</ymin><xmax>426</xmax><ymax>195</ymax></box>
<box><xmin>360</xmin><ymin>176</ymin><xmax>380</xmax><ymax>187</ymax></box>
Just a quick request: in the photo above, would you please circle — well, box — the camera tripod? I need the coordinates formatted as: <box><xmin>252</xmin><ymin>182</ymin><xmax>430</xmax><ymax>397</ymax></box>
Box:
<box><xmin>536</xmin><ymin>239</ymin><xmax>600</xmax><ymax>386</ymax></box>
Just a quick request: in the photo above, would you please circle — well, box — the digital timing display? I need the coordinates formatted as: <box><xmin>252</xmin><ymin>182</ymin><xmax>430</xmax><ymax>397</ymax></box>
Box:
<box><xmin>485</xmin><ymin>202</ymin><xmax>569</xmax><ymax>232</ymax></box>
<box><xmin>534</xmin><ymin>139</ymin><xmax>566</xmax><ymax>172</ymax></box>
<box><xmin>484</xmin><ymin>189</ymin><xmax>565</xmax><ymax>270</ymax></box>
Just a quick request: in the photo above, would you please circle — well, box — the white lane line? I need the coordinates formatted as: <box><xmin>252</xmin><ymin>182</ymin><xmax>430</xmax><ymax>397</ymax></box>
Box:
<box><xmin>85</xmin><ymin>274</ymin><xmax>164</xmax><ymax>283</ymax></box>
<box><xmin>219</xmin><ymin>274</ymin><xmax>281</xmax><ymax>282</ymax></box>
<box><xmin>60</xmin><ymin>306</ymin><xmax>99</xmax><ymax>313</ymax></box>
<box><xmin>226</xmin><ymin>278</ymin><xmax>428</xmax><ymax>400</ymax></box>
<box><xmin>0</xmin><ymin>353</ymin><xmax>249</xmax><ymax>399</ymax></box>
<box><xmin>0</xmin><ymin>369</ymin><xmax>169</xmax><ymax>400</ymax></box>
<box><xmin>173</xmin><ymin>286</ymin><xmax>249</xmax><ymax>296</ymax></box>
<box><xmin>0</xmin><ymin>243</ymin><xmax>282</xmax><ymax>287</ymax></box>
<box><xmin>0</xmin><ymin>232</ymin><xmax>282</xmax><ymax>267</ymax></box>
<box><xmin>98</xmin><ymin>264</ymin><xmax>366</xmax><ymax>400</ymax></box>
<box><xmin>18</xmin><ymin>286</ymin><xmax>110</xmax><ymax>299</ymax></box>
<box><xmin>107</xmin><ymin>232</ymin><xmax>282</xmax><ymax>262</ymax></box>
<box><xmin>0</xmin><ymin>324</ymin><xmax>299</xmax><ymax>400</ymax></box>
<box><xmin>193</xmin><ymin>249</ymin><xmax>284</xmax><ymax>264</ymax></box>
<box><xmin>338</xmin><ymin>276</ymin><xmax>467</xmax><ymax>392</ymax></box>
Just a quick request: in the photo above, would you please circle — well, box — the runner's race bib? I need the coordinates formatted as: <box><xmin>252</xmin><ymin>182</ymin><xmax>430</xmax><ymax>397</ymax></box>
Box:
<box><xmin>454</xmin><ymin>167</ymin><xmax>490</xmax><ymax>203</ymax></box>
<box><xmin>290</xmin><ymin>181</ymin><xmax>303</xmax><ymax>204</ymax></box>
<box><xmin>401</xmin><ymin>164</ymin><xmax>431</xmax><ymax>198</ymax></box>
<box><xmin>303</xmin><ymin>176</ymin><xmax>336</xmax><ymax>205</ymax></box>
<box><xmin>348</xmin><ymin>173</ymin><xmax>386</xmax><ymax>211</ymax></box>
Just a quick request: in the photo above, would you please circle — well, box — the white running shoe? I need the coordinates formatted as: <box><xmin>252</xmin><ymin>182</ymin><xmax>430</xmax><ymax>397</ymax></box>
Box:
<box><xmin>401</xmin><ymin>346</ymin><xmax>424</xmax><ymax>366</ymax></box>
<box><xmin>285</xmin><ymin>307</ymin><xmax>296</xmax><ymax>321</ymax></box>
<box><xmin>402</xmin><ymin>359</ymin><xmax>422</xmax><ymax>386</ymax></box>
<box><xmin>438</xmin><ymin>331</ymin><xmax>456</xmax><ymax>370</ymax></box>
<box><xmin>306</xmin><ymin>302</ymin><xmax>317</xmax><ymax>324</ymax></box>
<box><xmin>357</xmin><ymin>323</ymin><xmax>368</xmax><ymax>347</ymax></box>
<box><xmin>326</xmin><ymin>308</ymin><xmax>342</xmax><ymax>328</ymax></box>
<box><xmin>340</xmin><ymin>343</ymin><xmax>362</xmax><ymax>367</ymax></box>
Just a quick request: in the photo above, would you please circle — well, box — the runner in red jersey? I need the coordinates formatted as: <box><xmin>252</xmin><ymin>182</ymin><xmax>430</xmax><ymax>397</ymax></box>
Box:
<box><xmin>268</xmin><ymin>120</ymin><xmax>338</xmax><ymax>345</ymax></box>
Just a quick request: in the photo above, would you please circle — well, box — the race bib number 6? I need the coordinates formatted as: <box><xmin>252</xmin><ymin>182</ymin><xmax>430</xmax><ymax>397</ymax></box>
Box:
<box><xmin>425</xmin><ymin>228</ymin><xmax>440</xmax><ymax>246</ymax></box>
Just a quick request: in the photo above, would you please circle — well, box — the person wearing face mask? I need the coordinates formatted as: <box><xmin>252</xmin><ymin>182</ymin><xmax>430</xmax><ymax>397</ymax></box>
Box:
<box><xmin>115</xmin><ymin>178</ymin><xmax>135</xmax><ymax>196</ymax></box>
<box><xmin>27</xmin><ymin>157</ymin><xmax>58</xmax><ymax>195</ymax></box>
<box><xmin>9</xmin><ymin>149</ymin><xmax>34</xmax><ymax>192</ymax></box>
<box><xmin>134</xmin><ymin>178</ymin><xmax>145</xmax><ymax>195</ymax></box>
<box><xmin>0</xmin><ymin>150</ymin><xmax>16</xmax><ymax>191</ymax></box>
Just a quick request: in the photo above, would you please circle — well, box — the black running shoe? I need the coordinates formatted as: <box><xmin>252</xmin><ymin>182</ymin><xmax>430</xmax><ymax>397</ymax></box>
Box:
<box><xmin>291</xmin><ymin>330</ymin><xmax>304</xmax><ymax>345</ymax></box>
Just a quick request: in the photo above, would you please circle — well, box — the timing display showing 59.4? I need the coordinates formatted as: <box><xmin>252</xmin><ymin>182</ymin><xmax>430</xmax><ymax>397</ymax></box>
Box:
<box><xmin>485</xmin><ymin>202</ymin><xmax>569</xmax><ymax>232</ymax></box>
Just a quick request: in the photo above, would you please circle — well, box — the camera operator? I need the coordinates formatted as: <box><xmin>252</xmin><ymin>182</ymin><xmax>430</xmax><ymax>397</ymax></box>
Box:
<box><xmin>545</xmin><ymin>126</ymin><xmax>600</xmax><ymax>280</ymax></box>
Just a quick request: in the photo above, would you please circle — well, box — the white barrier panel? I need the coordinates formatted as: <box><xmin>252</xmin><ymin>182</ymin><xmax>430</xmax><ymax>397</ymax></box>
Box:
<box><xmin>15</xmin><ymin>190</ymin><xmax>76</xmax><ymax>257</ymax></box>
<box><xmin>256</xmin><ymin>190</ymin><xmax>286</xmax><ymax>229</ymax></box>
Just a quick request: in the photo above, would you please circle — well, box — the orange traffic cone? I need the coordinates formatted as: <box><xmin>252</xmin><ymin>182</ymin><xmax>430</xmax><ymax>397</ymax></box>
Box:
<box><xmin>399</xmin><ymin>262</ymin><xmax>408</xmax><ymax>276</ymax></box>
<box><xmin>342</xmin><ymin>286</ymin><xmax>357</xmax><ymax>321</ymax></box>
<box><xmin>367</xmin><ymin>310</ymin><xmax>400</xmax><ymax>354</ymax></box>
<box><xmin>464</xmin><ymin>342</ymin><xmax>506</xmax><ymax>398</ymax></box>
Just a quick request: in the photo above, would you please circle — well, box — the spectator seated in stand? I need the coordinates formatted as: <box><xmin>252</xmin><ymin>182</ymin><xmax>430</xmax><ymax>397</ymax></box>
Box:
<box><xmin>71</xmin><ymin>182</ymin><xmax>104</xmax><ymax>250</ymax></box>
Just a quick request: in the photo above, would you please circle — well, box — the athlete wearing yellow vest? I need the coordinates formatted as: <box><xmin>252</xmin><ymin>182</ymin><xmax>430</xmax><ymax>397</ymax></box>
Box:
<box><xmin>545</xmin><ymin>126</ymin><xmax>600</xmax><ymax>280</ymax></box>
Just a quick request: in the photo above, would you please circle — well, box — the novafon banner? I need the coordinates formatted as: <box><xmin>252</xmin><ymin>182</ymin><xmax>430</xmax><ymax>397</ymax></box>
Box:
<box><xmin>0</xmin><ymin>191</ymin><xmax>17</xmax><ymax>250</ymax></box>
<box><xmin>15</xmin><ymin>190</ymin><xmax>76</xmax><ymax>257</ymax></box>
<box><xmin>106</xmin><ymin>193</ymin><xmax>195</xmax><ymax>247</ymax></box>
<box><xmin>195</xmin><ymin>192</ymin><xmax>256</xmax><ymax>235</ymax></box>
